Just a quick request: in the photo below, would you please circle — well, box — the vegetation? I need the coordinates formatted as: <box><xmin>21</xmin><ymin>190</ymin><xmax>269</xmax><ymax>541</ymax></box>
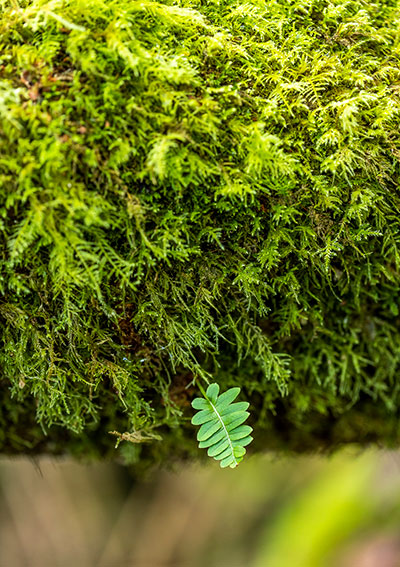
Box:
<box><xmin>1</xmin><ymin>0</ymin><xmax>400</xmax><ymax>464</ymax></box>
<box><xmin>192</xmin><ymin>383</ymin><xmax>253</xmax><ymax>467</ymax></box>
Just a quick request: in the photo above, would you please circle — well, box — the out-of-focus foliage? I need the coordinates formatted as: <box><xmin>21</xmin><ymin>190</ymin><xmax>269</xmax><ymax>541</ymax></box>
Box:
<box><xmin>253</xmin><ymin>452</ymin><xmax>377</xmax><ymax>567</ymax></box>
<box><xmin>1</xmin><ymin>0</ymin><xmax>400</xmax><ymax>460</ymax></box>
<box><xmin>1</xmin><ymin>451</ymin><xmax>400</xmax><ymax>566</ymax></box>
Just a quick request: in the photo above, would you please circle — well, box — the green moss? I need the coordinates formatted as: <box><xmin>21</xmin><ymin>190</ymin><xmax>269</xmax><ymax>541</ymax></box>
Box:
<box><xmin>1</xmin><ymin>0</ymin><xmax>400</xmax><ymax>463</ymax></box>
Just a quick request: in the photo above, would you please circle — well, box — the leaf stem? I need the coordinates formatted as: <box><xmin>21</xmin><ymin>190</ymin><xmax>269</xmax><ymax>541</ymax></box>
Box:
<box><xmin>207</xmin><ymin>398</ymin><xmax>238</xmax><ymax>468</ymax></box>
<box><xmin>196</xmin><ymin>380</ymin><xmax>208</xmax><ymax>399</ymax></box>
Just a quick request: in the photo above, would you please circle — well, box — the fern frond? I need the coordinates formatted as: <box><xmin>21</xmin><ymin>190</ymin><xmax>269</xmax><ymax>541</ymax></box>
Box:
<box><xmin>191</xmin><ymin>383</ymin><xmax>253</xmax><ymax>468</ymax></box>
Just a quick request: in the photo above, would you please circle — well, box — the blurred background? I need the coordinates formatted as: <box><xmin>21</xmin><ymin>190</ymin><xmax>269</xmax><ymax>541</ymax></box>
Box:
<box><xmin>1</xmin><ymin>448</ymin><xmax>400</xmax><ymax>567</ymax></box>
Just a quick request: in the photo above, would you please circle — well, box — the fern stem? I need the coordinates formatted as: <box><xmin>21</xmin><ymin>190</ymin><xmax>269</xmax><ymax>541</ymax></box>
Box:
<box><xmin>207</xmin><ymin>398</ymin><xmax>238</xmax><ymax>468</ymax></box>
<box><xmin>197</xmin><ymin>381</ymin><xmax>208</xmax><ymax>399</ymax></box>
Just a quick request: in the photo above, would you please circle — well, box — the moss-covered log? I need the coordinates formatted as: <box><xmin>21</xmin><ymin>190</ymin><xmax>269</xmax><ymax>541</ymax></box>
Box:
<box><xmin>1</xmin><ymin>0</ymin><xmax>400</xmax><ymax>464</ymax></box>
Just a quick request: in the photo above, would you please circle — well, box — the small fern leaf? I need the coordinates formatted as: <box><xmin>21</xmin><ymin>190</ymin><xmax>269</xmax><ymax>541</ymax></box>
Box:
<box><xmin>191</xmin><ymin>383</ymin><xmax>253</xmax><ymax>468</ymax></box>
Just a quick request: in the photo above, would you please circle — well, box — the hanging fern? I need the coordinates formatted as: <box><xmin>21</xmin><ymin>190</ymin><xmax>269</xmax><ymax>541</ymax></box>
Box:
<box><xmin>191</xmin><ymin>383</ymin><xmax>253</xmax><ymax>468</ymax></box>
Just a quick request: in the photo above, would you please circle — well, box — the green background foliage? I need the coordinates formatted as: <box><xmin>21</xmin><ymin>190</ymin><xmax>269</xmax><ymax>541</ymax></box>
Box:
<box><xmin>1</xmin><ymin>0</ymin><xmax>400</xmax><ymax>463</ymax></box>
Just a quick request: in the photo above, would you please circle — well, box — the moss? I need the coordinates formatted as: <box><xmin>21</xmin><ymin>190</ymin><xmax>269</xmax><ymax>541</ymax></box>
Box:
<box><xmin>1</xmin><ymin>0</ymin><xmax>400</xmax><ymax>464</ymax></box>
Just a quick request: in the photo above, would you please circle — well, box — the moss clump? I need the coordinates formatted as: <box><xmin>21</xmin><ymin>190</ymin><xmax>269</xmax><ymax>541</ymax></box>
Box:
<box><xmin>1</xmin><ymin>0</ymin><xmax>400</xmax><ymax>463</ymax></box>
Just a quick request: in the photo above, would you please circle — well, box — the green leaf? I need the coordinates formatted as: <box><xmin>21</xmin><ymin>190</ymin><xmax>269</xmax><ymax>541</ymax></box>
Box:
<box><xmin>215</xmin><ymin>387</ymin><xmax>240</xmax><ymax>411</ymax></box>
<box><xmin>229</xmin><ymin>425</ymin><xmax>253</xmax><ymax>440</ymax></box>
<box><xmin>233</xmin><ymin>446</ymin><xmax>246</xmax><ymax>458</ymax></box>
<box><xmin>207</xmin><ymin>437</ymin><xmax>230</xmax><ymax>457</ymax></box>
<box><xmin>220</xmin><ymin>455</ymin><xmax>236</xmax><ymax>468</ymax></box>
<box><xmin>191</xmin><ymin>408</ymin><xmax>215</xmax><ymax>425</ymax></box>
<box><xmin>197</xmin><ymin>419</ymin><xmax>220</xmax><ymax>442</ymax></box>
<box><xmin>223</xmin><ymin>411</ymin><xmax>249</xmax><ymax>427</ymax></box>
<box><xmin>214</xmin><ymin>446</ymin><xmax>233</xmax><ymax>461</ymax></box>
<box><xmin>198</xmin><ymin>428</ymin><xmax>226</xmax><ymax>449</ymax></box>
<box><xmin>236</xmin><ymin>435</ymin><xmax>253</xmax><ymax>447</ymax></box>
<box><xmin>219</xmin><ymin>401</ymin><xmax>250</xmax><ymax>415</ymax></box>
<box><xmin>191</xmin><ymin>398</ymin><xmax>209</xmax><ymax>410</ymax></box>
<box><xmin>206</xmin><ymin>383</ymin><xmax>220</xmax><ymax>403</ymax></box>
<box><xmin>191</xmin><ymin>382</ymin><xmax>253</xmax><ymax>468</ymax></box>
